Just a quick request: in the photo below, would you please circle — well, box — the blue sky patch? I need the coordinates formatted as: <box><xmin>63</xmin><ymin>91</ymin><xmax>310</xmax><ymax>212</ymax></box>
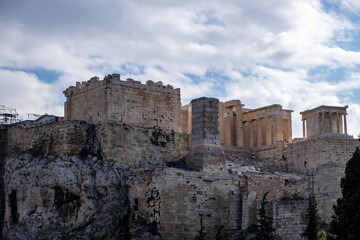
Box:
<box><xmin>185</xmin><ymin>71</ymin><xmax>229</xmax><ymax>97</ymax></box>
<box><xmin>1</xmin><ymin>67</ymin><xmax>61</xmax><ymax>83</ymax></box>
<box><xmin>308</xmin><ymin>65</ymin><xmax>349</xmax><ymax>83</ymax></box>
<box><xmin>118</xmin><ymin>63</ymin><xmax>145</xmax><ymax>77</ymax></box>
<box><xmin>333</xmin><ymin>30</ymin><xmax>360</xmax><ymax>52</ymax></box>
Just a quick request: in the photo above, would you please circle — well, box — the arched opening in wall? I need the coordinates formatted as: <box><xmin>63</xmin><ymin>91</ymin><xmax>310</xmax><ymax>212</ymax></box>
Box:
<box><xmin>9</xmin><ymin>190</ymin><xmax>18</xmax><ymax>225</ymax></box>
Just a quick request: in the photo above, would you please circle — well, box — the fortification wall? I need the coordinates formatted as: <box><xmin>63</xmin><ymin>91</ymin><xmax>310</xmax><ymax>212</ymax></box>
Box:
<box><xmin>64</xmin><ymin>77</ymin><xmax>108</xmax><ymax>124</ymax></box>
<box><xmin>252</xmin><ymin>141</ymin><xmax>287</xmax><ymax>170</ymax></box>
<box><xmin>286</xmin><ymin>138</ymin><xmax>360</xmax><ymax>223</ymax></box>
<box><xmin>127</xmin><ymin>168</ymin><xmax>308</xmax><ymax>240</ymax></box>
<box><xmin>5</xmin><ymin>121</ymin><xmax>189</xmax><ymax>167</ymax></box>
<box><xmin>286</xmin><ymin>137</ymin><xmax>360</xmax><ymax>174</ymax></box>
<box><xmin>313</xmin><ymin>164</ymin><xmax>345</xmax><ymax>222</ymax></box>
<box><xmin>127</xmin><ymin>168</ymin><xmax>244</xmax><ymax>240</ymax></box>
<box><xmin>107</xmin><ymin>79</ymin><xmax>181</xmax><ymax>132</ymax></box>
<box><xmin>97</xmin><ymin>123</ymin><xmax>189</xmax><ymax>166</ymax></box>
<box><xmin>64</xmin><ymin>75</ymin><xmax>182</xmax><ymax>132</ymax></box>
<box><xmin>6</xmin><ymin>121</ymin><xmax>91</xmax><ymax>157</ymax></box>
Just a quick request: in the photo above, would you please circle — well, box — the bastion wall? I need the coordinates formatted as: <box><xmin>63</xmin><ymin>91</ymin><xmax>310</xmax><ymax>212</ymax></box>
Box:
<box><xmin>5</xmin><ymin>121</ymin><xmax>189</xmax><ymax>166</ymax></box>
<box><xmin>126</xmin><ymin>167</ymin><xmax>309</xmax><ymax>240</ymax></box>
<box><xmin>63</xmin><ymin>74</ymin><xmax>182</xmax><ymax>132</ymax></box>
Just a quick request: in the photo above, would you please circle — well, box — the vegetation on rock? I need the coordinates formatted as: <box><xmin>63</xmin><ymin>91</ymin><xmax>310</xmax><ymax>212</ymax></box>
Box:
<box><xmin>195</xmin><ymin>216</ymin><xmax>206</xmax><ymax>240</ymax></box>
<box><xmin>248</xmin><ymin>192</ymin><xmax>276</xmax><ymax>240</ymax></box>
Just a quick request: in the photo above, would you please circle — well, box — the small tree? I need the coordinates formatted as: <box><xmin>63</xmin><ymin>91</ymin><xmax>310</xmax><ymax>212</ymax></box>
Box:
<box><xmin>329</xmin><ymin>147</ymin><xmax>360</xmax><ymax>240</ymax></box>
<box><xmin>250</xmin><ymin>192</ymin><xmax>276</xmax><ymax>240</ymax></box>
<box><xmin>195</xmin><ymin>216</ymin><xmax>206</xmax><ymax>240</ymax></box>
<box><xmin>317</xmin><ymin>229</ymin><xmax>326</xmax><ymax>240</ymax></box>
<box><xmin>302</xmin><ymin>195</ymin><xmax>318</xmax><ymax>240</ymax></box>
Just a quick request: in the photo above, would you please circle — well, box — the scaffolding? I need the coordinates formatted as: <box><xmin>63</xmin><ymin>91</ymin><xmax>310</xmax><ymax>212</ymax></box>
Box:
<box><xmin>0</xmin><ymin>105</ymin><xmax>22</xmax><ymax>125</ymax></box>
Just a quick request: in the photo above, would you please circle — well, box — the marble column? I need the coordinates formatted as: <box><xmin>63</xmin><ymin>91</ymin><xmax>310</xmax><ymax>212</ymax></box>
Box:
<box><xmin>235</xmin><ymin>106</ymin><xmax>244</xmax><ymax>148</ymax></box>
<box><xmin>265</xmin><ymin>117</ymin><xmax>271</xmax><ymax>145</ymax></box>
<box><xmin>329</xmin><ymin>112</ymin><xmax>333</xmax><ymax>134</ymax></box>
<box><xmin>249</xmin><ymin>120</ymin><xmax>254</xmax><ymax>148</ymax></box>
<box><xmin>302</xmin><ymin>119</ymin><xmax>306</xmax><ymax>139</ymax></box>
<box><xmin>257</xmin><ymin>118</ymin><xmax>262</xmax><ymax>147</ymax></box>
<box><xmin>339</xmin><ymin>113</ymin><xmax>343</xmax><ymax>134</ymax></box>
<box><xmin>225</xmin><ymin>107</ymin><xmax>233</xmax><ymax>146</ymax></box>
<box><xmin>344</xmin><ymin>114</ymin><xmax>348</xmax><ymax>134</ymax></box>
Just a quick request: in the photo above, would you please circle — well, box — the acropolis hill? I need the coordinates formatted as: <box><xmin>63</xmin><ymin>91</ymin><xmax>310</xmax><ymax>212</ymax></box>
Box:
<box><xmin>1</xmin><ymin>73</ymin><xmax>359</xmax><ymax>240</ymax></box>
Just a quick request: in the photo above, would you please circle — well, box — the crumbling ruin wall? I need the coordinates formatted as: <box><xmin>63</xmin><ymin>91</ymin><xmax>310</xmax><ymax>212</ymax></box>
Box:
<box><xmin>96</xmin><ymin>123</ymin><xmax>189</xmax><ymax>166</ymax></box>
<box><xmin>6</xmin><ymin>121</ymin><xmax>189</xmax><ymax>167</ymax></box>
<box><xmin>6</xmin><ymin>121</ymin><xmax>91</xmax><ymax>158</ymax></box>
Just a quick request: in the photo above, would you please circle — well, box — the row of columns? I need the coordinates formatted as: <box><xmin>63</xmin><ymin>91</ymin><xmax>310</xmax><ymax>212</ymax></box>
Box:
<box><xmin>320</xmin><ymin>112</ymin><xmax>347</xmax><ymax>135</ymax></box>
<box><xmin>244</xmin><ymin>116</ymin><xmax>278</xmax><ymax>148</ymax></box>
<box><xmin>302</xmin><ymin>112</ymin><xmax>347</xmax><ymax>139</ymax></box>
<box><xmin>224</xmin><ymin>106</ymin><xmax>243</xmax><ymax>147</ymax></box>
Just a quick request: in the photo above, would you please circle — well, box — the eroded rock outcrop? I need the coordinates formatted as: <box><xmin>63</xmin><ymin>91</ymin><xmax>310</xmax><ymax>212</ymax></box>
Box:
<box><xmin>2</xmin><ymin>154</ymin><xmax>129</xmax><ymax>240</ymax></box>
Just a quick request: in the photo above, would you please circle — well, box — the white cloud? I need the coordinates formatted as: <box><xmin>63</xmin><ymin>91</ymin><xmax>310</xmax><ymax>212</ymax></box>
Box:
<box><xmin>224</xmin><ymin>66</ymin><xmax>359</xmax><ymax>137</ymax></box>
<box><xmin>0</xmin><ymin>69</ymin><xmax>63</xmax><ymax>117</ymax></box>
<box><xmin>0</xmin><ymin>0</ymin><xmax>360</xmax><ymax>137</ymax></box>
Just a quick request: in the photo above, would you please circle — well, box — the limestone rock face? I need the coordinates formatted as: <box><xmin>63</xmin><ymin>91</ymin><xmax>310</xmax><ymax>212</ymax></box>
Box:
<box><xmin>2</xmin><ymin>154</ymin><xmax>129</xmax><ymax>240</ymax></box>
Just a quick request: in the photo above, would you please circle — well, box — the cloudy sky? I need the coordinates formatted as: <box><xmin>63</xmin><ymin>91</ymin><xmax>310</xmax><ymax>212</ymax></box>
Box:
<box><xmin>1</xmin><ymin>0</ymin><xmax>360</xmax><ymax>137</ymax></box>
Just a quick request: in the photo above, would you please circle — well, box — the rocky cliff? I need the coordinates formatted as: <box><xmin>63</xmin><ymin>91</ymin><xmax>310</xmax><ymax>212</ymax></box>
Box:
<box><xmin>2</xmin><ymin>154</ymin><xmax>129</xmax><ymax>240</ymax></box>
<box><xmin>0</xmin><ymin>122</ymin><xmax>161</xmax><ymax>240</ymax></box>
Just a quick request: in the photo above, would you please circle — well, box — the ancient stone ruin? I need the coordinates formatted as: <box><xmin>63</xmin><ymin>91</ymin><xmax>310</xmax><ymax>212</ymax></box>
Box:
<box><xmin>1</xmin><ymin>73</ymin><xmax>358</xmax><ymax>240</ymax></box>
